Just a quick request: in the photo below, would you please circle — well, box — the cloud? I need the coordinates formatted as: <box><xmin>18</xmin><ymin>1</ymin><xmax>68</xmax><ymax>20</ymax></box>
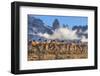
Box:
<box><xmin>37</xmin><ymin>27</ymin><xmax>79</xmax><ymax>40</ymax></box>
<box><xmin>29</xmin><ymin>26</ymin><xmax>88</xmax><ymax>42</ymax></box>
<box><xmin>81</xmin><ymin>36</ymin><xmax>88</xmax><ymax>42</ymax></box>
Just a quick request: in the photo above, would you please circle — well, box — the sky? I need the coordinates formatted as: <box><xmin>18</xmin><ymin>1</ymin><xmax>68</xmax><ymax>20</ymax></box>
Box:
<box><xmin>30</xmin><ymin>15</ymin><xmax>88</xmax><ymax>28</ymax></box>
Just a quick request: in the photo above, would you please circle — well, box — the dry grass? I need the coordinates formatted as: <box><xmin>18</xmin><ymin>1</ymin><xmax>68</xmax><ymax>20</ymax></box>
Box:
<box><xmin>28</xmin><ymin>41</ymin><xmax>88</xmax><ymax>61</ymax></box>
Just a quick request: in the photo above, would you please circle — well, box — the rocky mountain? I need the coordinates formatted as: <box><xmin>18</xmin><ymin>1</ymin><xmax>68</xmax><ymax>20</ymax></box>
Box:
<box><xmin>28</xmin><ymin>15</ymin><xmax>53</xmax><ymax>35</ymax></box>
<box><xmin>28</xmin><ymin>15</ymin><xmax>53</xmax><ymax>41</ymax></box>
<box><xmin>52</xmin><ymin>19</ymin><xmax>60</xmax><ymax>30</ymax></box>
<box><xmin>28</xmin><ymin>15</ymin><xmax>88</xmax><ymax>41</ymax></box>
<box><xmin>72</xmin><ymin>25</ymin><xmax>87</xmax><ymax>32</ymax></box>
<box><xmin>72</xmin><ymin>25</ymin><xmax>88</xmax><ymax>38</ymax></box>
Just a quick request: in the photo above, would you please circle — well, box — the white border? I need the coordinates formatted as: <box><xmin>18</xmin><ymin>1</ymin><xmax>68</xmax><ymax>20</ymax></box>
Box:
<box><xmin>20</xmin><ymin>6</ymin><xmax>95</xmax><ymax>70</ymax></box>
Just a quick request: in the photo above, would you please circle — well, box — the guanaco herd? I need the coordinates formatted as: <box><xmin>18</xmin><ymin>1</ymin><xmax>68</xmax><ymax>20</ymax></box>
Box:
<box><xmin>28</xmin><ymin>40</ymin><xmax>88</xmax><ymax>61</ymax></box>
